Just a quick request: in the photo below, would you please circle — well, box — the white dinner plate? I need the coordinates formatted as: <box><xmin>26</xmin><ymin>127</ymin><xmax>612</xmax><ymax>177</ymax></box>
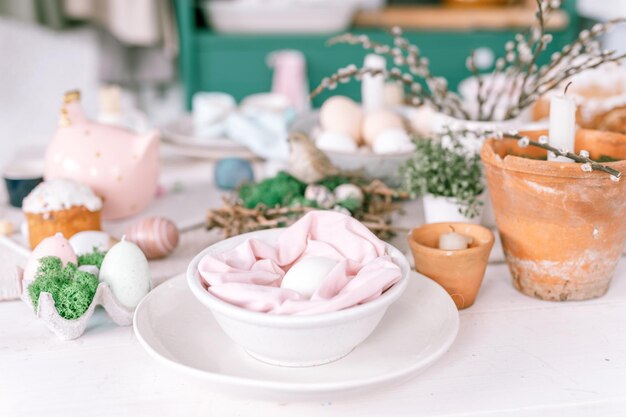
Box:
<box><xmin>161</xmin><ymin>115</ymin><xmax>257</xmax><ymax>160</ymax></box>
<box><xmin>134</xmin><ymin>271</ymin><xmax>459</xmax><ymax>401</ymax></box>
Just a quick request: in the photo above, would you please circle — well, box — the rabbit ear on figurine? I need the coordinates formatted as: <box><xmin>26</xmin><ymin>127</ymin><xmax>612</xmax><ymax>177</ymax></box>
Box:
<box><xmin>58</xmin><ymin>90</ymin><xmax>86</xmax><ymax>127</ymax></box>
<box><xmin>44</xmin><ymin>90</ymin><xmax>160</xmax><ymax>220</ymax></box>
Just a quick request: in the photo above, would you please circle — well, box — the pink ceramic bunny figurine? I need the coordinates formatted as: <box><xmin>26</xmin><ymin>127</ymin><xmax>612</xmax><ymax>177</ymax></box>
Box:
<box><xmin>44</xmin><ymin>91</ymin><xmax>160</xmax><ymax>219</ymax></box>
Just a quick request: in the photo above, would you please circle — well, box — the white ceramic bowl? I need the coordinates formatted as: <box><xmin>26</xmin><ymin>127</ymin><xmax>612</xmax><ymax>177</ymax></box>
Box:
<box><xmin>205</xmin><ymin>1</ymin><xmax>357</xmax><ymax>34</ymax></box>
<box><xmin>187</xmin><ymin>229</ymin><xmax>410</xmax><ymax>367</ymax></box>
<box><xmin>291</xmin><ymin>111</ymin><xmax>413</xmax><ymax>185</ymax></box>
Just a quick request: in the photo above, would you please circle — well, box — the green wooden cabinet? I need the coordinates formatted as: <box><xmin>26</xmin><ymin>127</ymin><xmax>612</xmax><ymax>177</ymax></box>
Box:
<box><xmin>175</xmin><ymin>0</ymin><xmax>579</xmax><ymax>109</ymax></box>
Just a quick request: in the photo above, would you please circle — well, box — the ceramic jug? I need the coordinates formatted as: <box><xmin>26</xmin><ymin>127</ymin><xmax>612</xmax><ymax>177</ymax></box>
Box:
<box><xmin>44</xmin><ymin>91</ymin><xmax>160</xmax><ymax>219</ymax></box>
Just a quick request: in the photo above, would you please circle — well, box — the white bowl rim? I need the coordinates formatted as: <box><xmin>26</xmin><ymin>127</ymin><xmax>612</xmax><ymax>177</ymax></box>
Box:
<box><xmin>186</xmin><ymin>228</ymin><xmax>410</xmax><ymax>328</ymax></box>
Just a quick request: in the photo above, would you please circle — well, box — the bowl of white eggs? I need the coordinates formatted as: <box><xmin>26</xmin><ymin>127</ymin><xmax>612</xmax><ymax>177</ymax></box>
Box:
<box><xmin>186</xmin><ymin>228</ymin><xmax>410</xmax><ymax>367</ymax></box>
<box><xmin>291</xmin><ymin>96</ymin><xmax>417</xmax><ymax>184</ymax></box>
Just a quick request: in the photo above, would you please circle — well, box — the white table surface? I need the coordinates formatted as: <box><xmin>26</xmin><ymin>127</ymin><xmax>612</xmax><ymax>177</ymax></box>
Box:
<box><xmin>2</xmin><ymin>154</ymin><xmax>626</xmax><ymax>417</ymax></box>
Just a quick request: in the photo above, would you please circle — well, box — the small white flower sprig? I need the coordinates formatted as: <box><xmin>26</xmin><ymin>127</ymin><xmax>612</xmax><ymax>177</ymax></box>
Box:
<box><xmin>451</xmin><ymin>126</ymin><xmax>622</xmax><ymax>181</ymax></box>
<box><xmin>310</xmin><ymin>0</ymin><xmax>626</xmax><ymax>122</ymax></box>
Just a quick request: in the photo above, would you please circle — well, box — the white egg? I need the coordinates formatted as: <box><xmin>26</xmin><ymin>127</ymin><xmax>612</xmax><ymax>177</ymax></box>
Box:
<box><xmin>319</xmin><ymin>96</ymin><xmax>363</xmax><ymax>143</ymax></box>
<box><xmin>334</xmin><ymin>183</ymin><xmax>364</xmax><ymax>205</ymax></box>
<box><xmin>280</xmin><ymin>256</ymin><xmax>338</xmax><ymax>298</ymax></box>
<box><xmin>99</xmin><ymin>240</ymin><xmax>151</xmax><ymax>309</ymax></box>
<box><xmin>362</xmin><ymin>109</ymin><xmax>404</xmax><ymax>146</ymax></box>
<box><xmin>383</xmin><ymin>81</ymin><xmax>404</xmax><ymax>107</ymax></box>
<box><xmin>304</xmin><ymin>184</ymin><xmax>336</xmax><ymax>209</ymax></box>
<box><xmin>372</xmin><ymin>128</ymin><xmax>416</xmax><ymax>155</ymax></box>
<box><xmin>78</xmin><ymin>265</ymin><xmax>99</xmax><ymax>277</ymax></box>
<box><xmin>316</xmin><ymin>131</ymin><xmax>358</xmax><ymax>153</ymax></box>
<box><xmin>69</xmin><ymin>230</ymin><xmax>113</xmax><ymax>255</ymax></box>
<box><xmin>407</xmin><ymin>105</ymin><xmax>436</xmax><ymax>137</ymax></box>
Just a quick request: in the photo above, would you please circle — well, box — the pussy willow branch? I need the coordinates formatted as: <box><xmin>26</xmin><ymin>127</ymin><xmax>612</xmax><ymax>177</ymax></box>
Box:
<box><xmin>496</xmin><ymin>130</ymin><xmax>621</xmax><ymax>178</ymax></box>
<box><xmin>497</xmin><ymin>0</ymin><xmax>559</xmax><ymax>119</ymax></box>
<box><xmin>320</xmin><ymin>29</ymin><xmax>471</xmax><ymax>119</ymax></box>
<box><xmin>310</xmin><ymin>66</ymin><xmax>430</xmax><ymax>107</ymax></box>
<box><xmin>447</xmin><ymin>127</ymin><xmax>621</xmax><ymax>178</ymax></box>
<box><xmin>515</xmin><ymin>1</ymin><xmax>547</xmax><ymax>109</ymax></box>
<box><xmin>312</xmin><ymin>0</ymin><xmax>626</xmax><ymax>122</ymax></box>
<box><xmin>466</xmin><ymin>51</ymin><xmax>486</xmax><ymax>121</ymax></box>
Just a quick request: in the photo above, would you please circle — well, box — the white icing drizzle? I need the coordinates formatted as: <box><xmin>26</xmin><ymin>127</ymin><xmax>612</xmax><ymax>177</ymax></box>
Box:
<box><xmin>23</xmin><ymin>179</ymin><xmax>102</xmax><ymax>213</ymax></box>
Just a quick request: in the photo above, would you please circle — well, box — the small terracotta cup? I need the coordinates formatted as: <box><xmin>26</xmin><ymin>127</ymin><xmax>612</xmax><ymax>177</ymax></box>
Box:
<box><xmin>408</xmin><ymin>223</ymin><xmax>495</xmax><ymax>309</ymax></box>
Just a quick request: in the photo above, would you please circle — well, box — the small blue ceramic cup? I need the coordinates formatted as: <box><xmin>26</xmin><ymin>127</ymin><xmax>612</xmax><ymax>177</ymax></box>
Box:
<box><xmin>3</xmin><ymin>159</ymin><xmax>44</xmax><ymax>208</ymax></box>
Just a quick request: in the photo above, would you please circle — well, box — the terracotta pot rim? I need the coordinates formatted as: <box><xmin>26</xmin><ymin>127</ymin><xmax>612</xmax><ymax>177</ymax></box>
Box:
<box><xmin>408</xmin><ymin>223</ymin><xmax>495</xmax><ymax>257</ymax></box>
<box><xmin>481</xmin><ymin>129</ymin><xmax>626</xmax><ymax>179</ymax></box>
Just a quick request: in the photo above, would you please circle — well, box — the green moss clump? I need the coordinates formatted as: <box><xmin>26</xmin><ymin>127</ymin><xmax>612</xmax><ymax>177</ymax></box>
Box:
<box><xmin>336</xmin><ymin>197</ymin><xmax>361</xmax><ymax>213</ymax></box>
<box><xmin>238</xmin><ymin>171</ymin><xmax>368</xmax><ymax>212</ymax></box>
<box><xmin>28</xmin><ymin>256</ymin><xmax>99</xmax><ymax>320</ymax></box>
<box><xmin>288</xmin><ymin>196</ymin><xmax>317</xmax><ymax>208</ymax></box>
<box><xmin>597</xmin><ymin>155</ymin><xmax>621</xmax><ymax>163</ymax></box>
<box><xmin>239</xmin><ymin>171</ymin><xmax>307</xmax><ymax>208</ymax></box>
<box><xmin>317</xmin><ymin>175</ymin><xmax>350</xmax><ymax>191</ymax></box>
<box><xmin>77</xmin><ymin>249</ymin><xmax>106</xmax><ymax>268</ymax></box>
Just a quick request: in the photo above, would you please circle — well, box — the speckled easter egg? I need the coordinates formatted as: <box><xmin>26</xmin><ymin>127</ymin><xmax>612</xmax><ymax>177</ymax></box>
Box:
<box><xmin>319</xmin><ymin>96</ymin><xmax>363</xmax><ymax>143</ymax></box>
<box><xmin>99</xmin><ymin>239</ymin><xmax>150</xmax><ymax>309</ymax></box>
<box><xmin>362</xmin><ymin>110</ymin><xmax>404</xmax><ymax>147</ymax></box>
<box><xmin>23</xmin><ymin>233</ymin><xmax>77</xmax><ymax>286</ymax></box>
<box><xmin>304</xmin><ymin>185</ymin><xmax>336</xmax><ymax>209</ymax></box>
<box><xmin>214</xmin><ymin>158</ymin><xmax>254</xmax><ymax>190</ymax></box>
<box><xmin>334</xmin><ymin>183</ymin><xmax>364</xmax><ymax>205</ymax></box>
<box><xmin>125</xmin><ymin>217</ymin><xmax>179</xmax><ymax>259</ymax></box>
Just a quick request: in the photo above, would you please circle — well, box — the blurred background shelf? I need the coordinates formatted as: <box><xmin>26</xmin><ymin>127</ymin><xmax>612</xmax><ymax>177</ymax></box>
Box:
<box><xmin>175</xmin><ymin>0</ymin><xmax>579</xmax><ymax>109</ymax></box>
<box><xmin>354</xmin><ymin>6</ymin><xmax>569</xmax><ymax>30</ymax></box>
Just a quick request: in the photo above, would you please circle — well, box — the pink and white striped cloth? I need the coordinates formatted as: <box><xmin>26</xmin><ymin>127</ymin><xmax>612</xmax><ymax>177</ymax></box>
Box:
<box><xmin>196</xmin><ymin>211</ymin><xmax>402</xmax><ymax>315</ymax></box>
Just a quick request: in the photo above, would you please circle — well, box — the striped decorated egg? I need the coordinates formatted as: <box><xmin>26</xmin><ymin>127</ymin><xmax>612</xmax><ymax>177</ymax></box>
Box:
<box><xmin>125</xmin><ymin>217</ymin><xmax>179</xmax><ymax>259</ymax></box>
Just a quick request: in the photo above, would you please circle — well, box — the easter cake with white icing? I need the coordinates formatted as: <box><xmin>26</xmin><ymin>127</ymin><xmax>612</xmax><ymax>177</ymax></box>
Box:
<box><xmin>23</xmin><ymin>178</ymin><xmax>103</xmax><ymax>248</ymax></box>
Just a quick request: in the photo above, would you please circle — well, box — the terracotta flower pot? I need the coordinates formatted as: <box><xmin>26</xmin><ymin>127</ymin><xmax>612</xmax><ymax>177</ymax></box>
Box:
<box><xmin>481</xmin><ymin>129</ymin><xmax>626</xmax><ymax>301</ymax></box>
<box><xmin>408</xmin><ymin>223</ymin><xmax>495</xmax><ymax>309</ymax></box>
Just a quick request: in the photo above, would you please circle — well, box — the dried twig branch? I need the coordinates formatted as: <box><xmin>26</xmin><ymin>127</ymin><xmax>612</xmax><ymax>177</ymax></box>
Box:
<box><xmin>206</xmin><ymin>181</ymin><xmax>409</xmax><ymax>240</ymax></box>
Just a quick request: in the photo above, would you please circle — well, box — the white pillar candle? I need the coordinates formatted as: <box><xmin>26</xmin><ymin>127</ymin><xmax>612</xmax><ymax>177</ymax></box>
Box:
<box><xmin>439</xmin><ymin>230</ymin><xmax>473</xmax><ymax>251</ymax></box>
<box><xmin>548</xmin><ymin>93</ymin><xmax>576</xmax><ymax>162</ymax></box>
<box><xmin>362</xmin><ymin>54</ymin><xmax>386</xmax><ymax>112</ymax></box>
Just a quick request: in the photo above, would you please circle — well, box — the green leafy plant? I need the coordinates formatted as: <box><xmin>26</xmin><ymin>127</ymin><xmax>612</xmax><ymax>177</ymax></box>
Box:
<box><xmin>28</xmin><ymin>257</ymin><xmax>99</xmax><ymax>320</ymax></box>
<box><xmin>400</xmin><ymin>134</ymin><xmax>484</xmax><ymax>218</ymax></box>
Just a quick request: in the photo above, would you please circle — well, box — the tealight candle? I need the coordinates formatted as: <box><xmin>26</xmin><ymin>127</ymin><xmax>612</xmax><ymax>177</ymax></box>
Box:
<box><xmin>548</xmin><ymin>83</ymin><xmax>576</xmax><ymax>162</ymax></box>
<box><xmin>439</xmin><ymin>227</ymin><xmax>473</xmax><ymax>251</ymax></box>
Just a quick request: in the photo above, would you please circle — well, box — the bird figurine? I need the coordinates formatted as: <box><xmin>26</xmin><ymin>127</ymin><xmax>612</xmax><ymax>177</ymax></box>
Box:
<box><xmin>287</xmin><ymin>132</ymin><xmax>340</xmax><ymax>183</ymax></box>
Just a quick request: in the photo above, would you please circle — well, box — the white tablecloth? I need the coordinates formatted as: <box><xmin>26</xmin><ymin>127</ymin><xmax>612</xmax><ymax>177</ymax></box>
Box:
<box><xmin>2</xmin><ymin>153</ymin><xmax>626</xmax><ymax>417</ymax></box>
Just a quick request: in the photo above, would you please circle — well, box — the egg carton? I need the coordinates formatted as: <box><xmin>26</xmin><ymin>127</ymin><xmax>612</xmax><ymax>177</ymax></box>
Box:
<box><xmin>16</xmin><ymin>268</ymin><xmax>134</xmax><ymax>341</ymax></box>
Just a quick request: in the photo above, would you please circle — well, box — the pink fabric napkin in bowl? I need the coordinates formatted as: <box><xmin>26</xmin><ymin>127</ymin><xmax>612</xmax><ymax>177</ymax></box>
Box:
<box><xmin>197</xmin><ymin>211</ymin><xmax>403</xmax><ymax>315</ymax></box>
